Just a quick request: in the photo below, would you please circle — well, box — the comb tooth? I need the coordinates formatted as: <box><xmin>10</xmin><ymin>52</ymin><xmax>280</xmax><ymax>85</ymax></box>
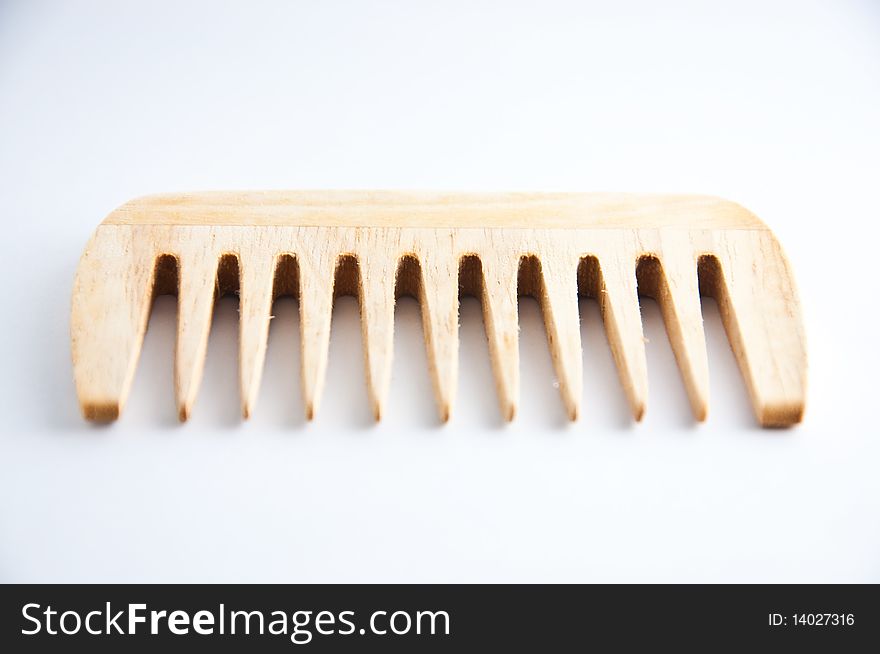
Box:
<box><xmin>652</xmin><ymin>250</ymin><xmax>710</xmax><ymax>421</ymax></box>
<box><xmin>298</xmin><ymin>255</ymin><xmax>336</xmax><ymax>420</ymax></box>
<box><xmin>597</xmin><ymin>253</ymin><xmax>649</xmax><ymax>421</ymax></box>
<box><xmin>480</xmin><ymin>254</ymin><xmax>520</xmax><ymax>421</ymax></box>
<box><xmin>174</xmin><ymin>250</ymin><xmax>218</xmax><ymax>421</ymax></box>
<box><xmin>419</xmin><ymin>252</ymin><xmax>459</xmax><ymax>422</ymax></box>
<box><xmin>538</xmin><ymin>256</ymin><xmax>582</xmax><ymax>421</ymax></box>
<box><xmin>238</xmin><ymin>252</ymin><xmax>277</xmax><ymax>419</ymax></box>
<box><xmin>710</xmin><ymin>232</ymin><xmax>806</xmax><ymax>427</ymax></box>
<box><xmin>359</xmin><ymin>256</ymin><xmax>396</xmax><ymax>422</ymax></box>
<box><xmin>71</xmin><ymin>230</ymin><xmax>155</xmax><ymax>421</ymax></box>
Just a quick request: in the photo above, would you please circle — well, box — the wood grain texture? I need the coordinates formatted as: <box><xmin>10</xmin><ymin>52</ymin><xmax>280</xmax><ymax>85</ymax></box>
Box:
<box><xmin>71</xmin><ymin>191</ymin><xmax>807</xmax><ymax>427</ymax></box>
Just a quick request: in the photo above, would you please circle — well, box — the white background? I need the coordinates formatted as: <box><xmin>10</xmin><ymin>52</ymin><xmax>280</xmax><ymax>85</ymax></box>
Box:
<box><xmin>1</xmin><ymin>0</ymin><xmax>878</xmax><ymax>582</ymax></box>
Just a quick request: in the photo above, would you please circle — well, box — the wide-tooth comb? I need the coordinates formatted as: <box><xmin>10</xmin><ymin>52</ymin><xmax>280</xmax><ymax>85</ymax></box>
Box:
<box><xmin>71</xmin><ymin>191</ymin><xmax>806</xmax><ymax>427</ymax></box>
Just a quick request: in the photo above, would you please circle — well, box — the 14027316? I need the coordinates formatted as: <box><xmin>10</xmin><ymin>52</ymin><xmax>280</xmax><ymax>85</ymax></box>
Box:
<box><xmin>768</xmin><ymin>614</ymin><xmax>855</xmax><ymax>627</ymax></box>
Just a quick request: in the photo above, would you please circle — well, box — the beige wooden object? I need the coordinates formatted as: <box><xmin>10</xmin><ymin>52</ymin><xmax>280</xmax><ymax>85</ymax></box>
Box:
<box><xmin>71</xmin><ymin>191</ymin><xmax>806</xmax><ymax>427</ymax></box>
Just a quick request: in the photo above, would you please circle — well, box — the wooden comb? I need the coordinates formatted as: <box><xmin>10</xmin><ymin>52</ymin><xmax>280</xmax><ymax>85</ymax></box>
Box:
<box><xmin>71</xmin><ymin>191</ymin><xmax>806</xmax><ymax>427</ymax></box>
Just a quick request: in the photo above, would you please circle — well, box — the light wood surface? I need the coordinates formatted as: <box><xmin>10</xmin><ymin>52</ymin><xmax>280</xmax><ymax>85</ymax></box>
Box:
<box><xmin>71</xmin><ymin>191</ymin><xmax>807</xmax><ymax>427</ymax></box>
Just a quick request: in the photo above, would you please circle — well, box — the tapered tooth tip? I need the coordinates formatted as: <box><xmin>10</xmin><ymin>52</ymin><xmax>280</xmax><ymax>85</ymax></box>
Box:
<box><xmin>684</xmin><ymin>380</ymin><xmax>709</xmax><ymax>423</ymax></box>
<box><xmin>242</xmin><ymin>404</ymin><xmax>252</xmax><ymax>420</ymax></box>
<box><xmin>178</xmin><ymin>404</ymin><xmax>191</xmax><ymax>422</ymax></box>
<box><xmin>372</xmin><ymin>402</ymin><xmax>384</xmax><ymax>423</ymax></box>
<box><xmin>633</xmin><ymin>402</ymin><xmax>646</xmax><ymax>422</ymax></box>
<box><xmin>305</xmin><ymin>402</ymin><xmax>316</xmax><ymax>421</ymax></box>
<box><xmin>567</xmin><ymin>404</ymin><xmax>579</xmax><ymax>422</ymax></box>
<box><xmin>439</xmin><ymin>404</ymin><xmax>451</xmax><ymax>423</ymax></box>
<box><xmin>503</xmin><ymin>403</ymin><xmax>517</xmax><ymax>422</ymax></box>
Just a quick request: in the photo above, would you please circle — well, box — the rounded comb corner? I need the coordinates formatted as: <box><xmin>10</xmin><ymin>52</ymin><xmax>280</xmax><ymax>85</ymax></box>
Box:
<box><xmin>693</xmin><ymin>195</ymin><xmax>771</xmax><ymax>231</ymax></box>
<box><xmin>99</xmin><ymin>192</ymin><xmax>180</xmax><ymax>226</ymax></box>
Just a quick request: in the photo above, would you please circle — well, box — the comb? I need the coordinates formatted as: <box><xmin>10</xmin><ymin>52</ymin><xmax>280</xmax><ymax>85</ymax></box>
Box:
<box><xmin>71</xmin><ymin>191</ymin><xmax>806</xmax><ymax>427</ymax></box>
